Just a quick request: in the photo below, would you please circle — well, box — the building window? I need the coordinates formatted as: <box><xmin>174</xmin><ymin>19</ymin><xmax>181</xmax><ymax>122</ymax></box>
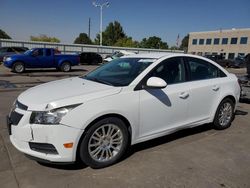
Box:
<box><xmin>240</xmin><ymin>37</ymin><xmax>248</xmax><ymax>44</ymax></box>
<box><xmin>192</xmin><ymin>39</ymin><xmax>197</xmax><ymax>45</ymax></box>
<box><xmin>206</xmin><ymin>39</ymin><xmax>212</xmax><ymax>45</ymax></box>
<box><xmin>214</xmin><ymin>38</ymin><xmax>220</xmax><ymax>45</ymax></box>
<box><xmin>199</xmin><ymin>39</ymin><xmax>204</xmax><ymax>45</ymax></box>
<box><xmin>222</xmin><ymin>38</ymin><xmax>228</xmax><ymax>45</ymax></box>
<box><xmin>228</xmin><ymin>53</ymin><xmax>235</xmax><ymax>59</ymax></box>
<box><xmin>231</xmin><ymin>38</ymin><xmax>238</xmax><ymax>44</ymax></box>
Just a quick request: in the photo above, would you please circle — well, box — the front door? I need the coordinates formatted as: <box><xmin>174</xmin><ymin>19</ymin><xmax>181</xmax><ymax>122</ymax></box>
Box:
<box><xmin>138</xmin><ymin>57</ymin><xmax>190</xmax><ymax>139</ymax></box>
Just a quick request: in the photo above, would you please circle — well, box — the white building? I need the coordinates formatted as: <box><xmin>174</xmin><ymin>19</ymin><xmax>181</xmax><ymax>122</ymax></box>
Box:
<box><xmin>188</xmin><ymin>28</ymin><xmax>250</xmax><ymax>59</ymax></box>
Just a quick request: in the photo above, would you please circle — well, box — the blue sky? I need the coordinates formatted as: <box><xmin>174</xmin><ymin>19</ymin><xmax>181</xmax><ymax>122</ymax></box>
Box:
<box><xmin>1</xmin><ymin>0</ymin><xmax>250</xmax><ymax>46</ymax></box>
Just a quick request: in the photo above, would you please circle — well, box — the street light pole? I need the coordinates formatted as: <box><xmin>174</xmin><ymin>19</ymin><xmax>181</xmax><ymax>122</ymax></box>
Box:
<box><xmin>93</xmin><ymin>1</ymin><xmax>109</xmax><ymax>46</ymax></box>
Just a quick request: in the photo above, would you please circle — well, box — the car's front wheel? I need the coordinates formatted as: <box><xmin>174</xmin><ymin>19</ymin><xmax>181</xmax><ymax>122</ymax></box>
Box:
<box><xmin>79</xmin><ymin>117</ymin><xmax>129</xmax><ymax>168</ymax></box>
<box><xmin>213</xmin><ymin>98</ymin><xmax>235</xmax><ymax>130</ymax></box>
<box><xmin>12</xmin><ymin>62</ymin><xmax>25</xmax><ymax>73</ymax></box>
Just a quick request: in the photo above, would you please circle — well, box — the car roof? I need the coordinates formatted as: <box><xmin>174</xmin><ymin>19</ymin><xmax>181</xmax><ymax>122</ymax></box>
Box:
<box><xmin>122</xmin><ymin>52</ymin><xmax>180</xmax><ymax>59</ymax></box>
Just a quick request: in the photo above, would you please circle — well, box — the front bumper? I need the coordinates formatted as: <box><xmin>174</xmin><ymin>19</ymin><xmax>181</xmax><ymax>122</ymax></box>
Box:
<box><xmin>7</xmin><ymin>106</ymin><xmax>84</xmax><ymax>163</ymax></box>
<box><xmin>3</xmin><ymin>61</ymin><xmax>12</xmax><ymax>68</ymax></box>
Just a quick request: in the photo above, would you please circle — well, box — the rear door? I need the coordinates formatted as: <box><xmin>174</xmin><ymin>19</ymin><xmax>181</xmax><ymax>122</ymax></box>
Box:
<box><xmin>184</xmin><ymin>57</ymin><xmax>223</xmax><ymax>124</ymax></box>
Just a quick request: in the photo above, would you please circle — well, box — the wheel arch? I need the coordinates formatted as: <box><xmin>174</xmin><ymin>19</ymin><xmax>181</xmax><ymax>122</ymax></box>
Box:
<box><xmin>58</xmin><ymin>59</ymin><xmax>72</xmax><ymax>67</ymax></box>
<box><xmin>75</xmin><ymin>113</ymin><xmax>132</xmax><ymax>162</ymax></box>
<box><xmin>11</xmin><ymin>60</ymin><xmax>26</xmax><ymax>68</ymax></box>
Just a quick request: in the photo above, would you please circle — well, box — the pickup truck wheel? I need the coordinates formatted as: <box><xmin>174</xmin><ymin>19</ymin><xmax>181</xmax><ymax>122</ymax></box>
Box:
<box><xmin>12</xmin><ymin>62</ymin><xmax>25</xmax><ymax>73</ymax></box>
<box><xmin>60</xmin><ymin>62</ymin><xmax>71</xmax><ymax>72</ymax></box>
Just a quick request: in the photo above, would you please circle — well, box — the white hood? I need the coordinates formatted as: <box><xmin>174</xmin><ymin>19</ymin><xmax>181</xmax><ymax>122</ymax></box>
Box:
<box><xmin>18</xmin><ymin>77</ymin><xmax>121</xmax><ymax>111</ymax></box>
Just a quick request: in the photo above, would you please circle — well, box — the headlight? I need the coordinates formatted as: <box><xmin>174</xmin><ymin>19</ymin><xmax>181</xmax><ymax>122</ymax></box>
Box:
<box><xmin>6</xmin><ymin>57</ymin><xmax>12</xmax><ymax>61</ymax></box>
<box><xmin>30</xmin><ymin>104</ymin><xmax>81</xmax><ymax>125</ymax></box>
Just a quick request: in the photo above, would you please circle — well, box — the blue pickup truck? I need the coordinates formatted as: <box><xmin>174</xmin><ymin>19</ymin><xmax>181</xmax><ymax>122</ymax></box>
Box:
<box><xmin>3</xmin><ymin>48</ymin><xmax>80</xmax><ymax>73</ymax></box>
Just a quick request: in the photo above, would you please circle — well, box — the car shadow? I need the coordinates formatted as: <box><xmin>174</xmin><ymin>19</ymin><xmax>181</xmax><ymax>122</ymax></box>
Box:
<box><xmin>240</xmin><ymin>98</ymin><xmax>250</xmax><ymax>104</ymax></box>
<box><xmin>37</xmin><ymin>161</ymin><xmax>88</xmax><ymax>170</ymax></box>
<box><xmin>235</xmin><ymin>109</ymin><xmax>248</xmax><ymax>116</ymax></box>
<box><xmin>124</xmin><ymin>124</ymin><xmax>212</xmax><ymax>161</ymax></box>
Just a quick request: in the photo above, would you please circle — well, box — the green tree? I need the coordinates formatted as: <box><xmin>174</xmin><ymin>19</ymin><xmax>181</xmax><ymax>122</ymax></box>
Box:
<box><xmin>95</xmin><ymin>21</ymin><xmax>126</xmax><ymax>46</ymax></box>
<box><xmin>0</xmin><ymin>29</ymin><xmax>11</xmax><ymax>39</ymax></box>
<box><xmin>179</xmin><ymin>34</ymin><xmax>189</xmax><ymax>51</ymax></box>
<box><xmin>170</xmin><ymin>46</ymin><xmax>179</xmax><ymax>50</ymax></box>
<box><xmin>140</xmin><ymin>36</ymin><xmax>168</xmax><ymax>49</ymax></box>
<box><xmin>114</xmin><ymin>37</ymin><xmax>139</xmax><ymax>48</ymax></box>
<box><xmin>74</xmin><ymin>33</ymin><xmax>92</xmax><ymax>44</ymax></box>
<box><xmin>30</xmin><ymin>34</ymin><xmax>60</xmax><ymax>43</ymax></box>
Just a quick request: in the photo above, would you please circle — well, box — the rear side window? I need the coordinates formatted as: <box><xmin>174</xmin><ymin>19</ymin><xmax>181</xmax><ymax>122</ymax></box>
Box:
<box><xmin>186</xmin><ymin>57</ymin><xmax>226</xmax><ymax>81</ymax></box>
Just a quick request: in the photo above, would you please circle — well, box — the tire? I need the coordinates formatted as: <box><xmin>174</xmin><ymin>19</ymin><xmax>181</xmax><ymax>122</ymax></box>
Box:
<box><xmin>12</xmin><ymin>62</ymin><xmax>25</xmax><ymax>73</ymax></box>
<box><xmin>213</xmin><ymin>98</ymin><xmax>235</xmax><ymax>130</ymax></box>
<box><xmin>79</xmin><ymin>117</ymin><xmax>129</xmax><ymax>169</ymax></box>
<box><xmin>60</xmin><ymin>62</ymin><xmax>71</xmax><ymax>72</ymax></box>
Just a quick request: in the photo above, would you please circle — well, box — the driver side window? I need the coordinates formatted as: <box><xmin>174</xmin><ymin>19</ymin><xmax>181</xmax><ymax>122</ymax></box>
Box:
<box><xmin>33</xmin><ymin>49</ymin><xmax>43</xmax><ymax>56</ymax></box>
<box><xmin>150</xmin><ymin>57</ymin><xmax>186</xmax><ymax>85</ymax></box>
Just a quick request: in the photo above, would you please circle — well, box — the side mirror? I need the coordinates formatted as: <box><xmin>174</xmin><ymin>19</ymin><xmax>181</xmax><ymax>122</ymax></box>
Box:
<box><xmin>146</xmin><ymin>77</ymin><xmax>167</xmax><ymax>89</ymax></box>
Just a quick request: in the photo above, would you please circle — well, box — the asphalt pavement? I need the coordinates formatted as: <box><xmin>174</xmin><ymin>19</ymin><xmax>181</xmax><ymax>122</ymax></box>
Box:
<box><xmin>0</xmin><ymin>65</ymin><xmax>250</xmax><ymax>188</ymax></box>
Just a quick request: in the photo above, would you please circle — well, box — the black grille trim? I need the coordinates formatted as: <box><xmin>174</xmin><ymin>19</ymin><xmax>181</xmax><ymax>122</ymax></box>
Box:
<box><xmin>9</xmin><ymin>111</ymin><xmax>23</xmax><ymax>125</ymax></box>
<box><xmin>16</xmin><ymin>100</ymin><xmax>28</xmax><ymax>110</ymax></box>
<box><xmin>29</xmin><ymin>142</ymin><xmax>59</xmax><ymax>155</ymax></box>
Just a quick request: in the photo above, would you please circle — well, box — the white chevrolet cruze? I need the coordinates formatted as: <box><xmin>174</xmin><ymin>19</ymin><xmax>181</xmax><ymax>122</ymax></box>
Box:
<box><xmin>7</xmin><ymin>53</ymin><xmax>240</xmax><ymax>168</ymax></box>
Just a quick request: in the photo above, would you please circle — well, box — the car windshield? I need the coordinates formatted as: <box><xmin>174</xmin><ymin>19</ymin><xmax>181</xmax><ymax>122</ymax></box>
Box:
<box><xmin>83</xmin><ymin>58</ymin><xmax>156</xmax><ymax>86</ymax></box>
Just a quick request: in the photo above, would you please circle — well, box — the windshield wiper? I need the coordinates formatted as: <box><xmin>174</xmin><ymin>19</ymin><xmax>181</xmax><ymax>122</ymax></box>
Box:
<box><xmin>84</xmin><ymin>76</ymin><xmax>113</xmax><ymax>86</ymax></box>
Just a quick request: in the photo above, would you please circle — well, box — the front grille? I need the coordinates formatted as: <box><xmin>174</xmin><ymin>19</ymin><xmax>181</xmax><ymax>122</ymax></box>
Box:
<box><xmin>29</xmin><ymin>142</ymin><xmax>59</xmax><ymax>155</ymax></box>
<box><xmin>9</xmin><ymin>111</ymin><xmax>23</xmax><ymax>125</ymax></box>
<box><xmin>16</xmin><ymin>100</ymin><xmax>28</xmax><ymax>111</ymax></box>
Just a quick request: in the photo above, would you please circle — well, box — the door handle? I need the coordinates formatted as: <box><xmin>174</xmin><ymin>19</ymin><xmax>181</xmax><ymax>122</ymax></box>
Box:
<box><xmin>179</xmin><ymin>92</ymin><xmax>189</xmax><ymax>99</ymax></box>
<box><xmin>212</xmin><ymin>85</ymin><xmax>220</xmax><ymax>91</ymax></box>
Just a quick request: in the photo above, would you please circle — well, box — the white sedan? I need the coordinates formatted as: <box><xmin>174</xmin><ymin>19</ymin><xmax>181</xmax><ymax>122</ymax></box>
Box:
<box><xmin>7</xmin><ymin>53</ymin><xmax>240</xmax><ymax>168</ymax></box>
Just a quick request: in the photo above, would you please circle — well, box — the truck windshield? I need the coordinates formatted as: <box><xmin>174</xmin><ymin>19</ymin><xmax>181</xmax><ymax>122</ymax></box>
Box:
<box><xmin>83</xmin><ymin>58</ymin><xmax>156</xmax><ymax>86</ymax></box>
<box><xmin>24</xmin><ymin>49</ymin><xmax>33</xmax><ymax>55</ymax></box>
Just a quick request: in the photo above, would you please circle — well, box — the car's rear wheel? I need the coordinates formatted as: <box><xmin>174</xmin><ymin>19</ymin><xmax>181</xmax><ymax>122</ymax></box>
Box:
<box><xmin>12</xmin><ymin>62</ymin><xmax>25</xmax><ymax>73</ymax></box>
<box><xmin>213</xmin><ymin>98</ymin><xmax>235</xmax><ymax>130</ymax></box>
<box><xmin>60</xmin><ymin>62</ymin><xmax>71</xmax><ymax>72</ymax></box>
<box><xmin>79</xmin><ymin>117</ymin><xmax>129</xmax><ymax>168</ymax></box>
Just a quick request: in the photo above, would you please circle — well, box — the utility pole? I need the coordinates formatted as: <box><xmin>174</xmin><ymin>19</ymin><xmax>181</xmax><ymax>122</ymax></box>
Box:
<box><xmin>88</xmin><ymin>17</ymin><xmax>91</xmax><ymax>38</ymax></box>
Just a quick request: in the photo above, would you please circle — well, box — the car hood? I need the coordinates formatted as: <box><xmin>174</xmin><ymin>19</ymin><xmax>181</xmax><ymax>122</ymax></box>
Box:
<box><xmin>18</xmin><ymin>77</ymin><xmax>122</xmax><ymax>111</ymax></box>
<box><xmin>9</xmin><ymin>54</ymin><xmax>26</xmax><ymax>58</ymax></box>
